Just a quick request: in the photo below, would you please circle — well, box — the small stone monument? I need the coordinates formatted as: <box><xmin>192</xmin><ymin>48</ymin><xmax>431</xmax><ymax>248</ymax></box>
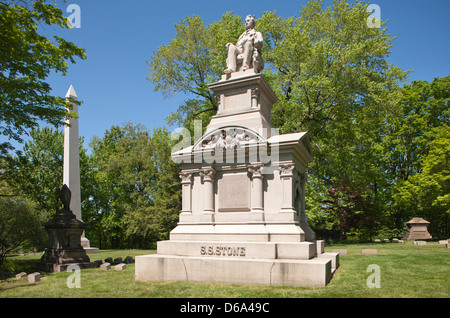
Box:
<box><xmin>36</xmin><ymin>185</ymin><xmax>96</xmax><ymax>272</ymax></box>
<box><xmin>403</xmin><ymin>218</ymin><xmax>432</xmax><ymax>241</ymax></box>
<box><xmin>135</xmin><ymin>15</ymin><xmax>338</xmax><ymax>287</ymax></box>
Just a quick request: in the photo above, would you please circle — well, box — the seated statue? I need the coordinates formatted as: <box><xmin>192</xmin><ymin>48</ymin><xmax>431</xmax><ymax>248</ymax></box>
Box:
<box><xmin>224</xmin><ymin>15</ymin><xmax>264</xmax><ymax>74</ymax></box>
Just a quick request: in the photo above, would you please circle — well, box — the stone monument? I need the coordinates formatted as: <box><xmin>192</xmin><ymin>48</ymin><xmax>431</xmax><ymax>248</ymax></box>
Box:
<box><xmin>403</xmin><ymin>218</ymin><xmax>432</xmax><ymax>241</ymax></box>
<box><xmin>64</xmin><ymin>85</ymin><xmax>98</xmax><ymax>253</ymax></box>
<box><xmin>36</xmin><ymin>185</ymin><xmax>96</xmax><ymax>272</ymax></box>
<box><xmin>135</xmin><ymin>15</ymin><xmax>338</xmax><ymax>287</ymax></box>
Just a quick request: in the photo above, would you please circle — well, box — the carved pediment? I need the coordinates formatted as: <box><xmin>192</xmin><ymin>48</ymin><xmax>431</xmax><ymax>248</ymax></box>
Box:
<box><xmin>193</xmin><ymin>126</ymin><xmax>266</xmax><ymax>151</ymax></box>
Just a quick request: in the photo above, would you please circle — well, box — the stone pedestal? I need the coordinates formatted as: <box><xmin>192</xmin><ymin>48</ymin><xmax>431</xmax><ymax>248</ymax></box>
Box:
<box><xmin>135</xmin><ymin>70</ymin><xmax>338</xmax><ymax>287</ymax></box>
<box><xmin>36</xmin><ymin>185</ymin><xmax>96</xmax><ymax>272</ymax></box>
<box><xmin>403</xmin><ymin>218</ymin><xmax>432</xmax><ymax>241</ymax></box>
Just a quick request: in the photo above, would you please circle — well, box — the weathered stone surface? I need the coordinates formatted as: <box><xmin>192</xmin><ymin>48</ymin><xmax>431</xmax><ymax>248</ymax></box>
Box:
<box><xmin>115</xmin><ymin>263</ymin><xmax>126</xmax><ymax>271</ymax></box>
<box><xmin>15</xmin><ymin>272</ymin><xmax>27</xmax><ymax>278</ymax></box>
<box><xmin>100</xmin><ymin>262</ymin><xmax>111</xmax><ymax>270</ymax></box>
<box><xmin>361</xmin><ymin>249</ymin><xmax>377</xmax><ymax>255</ymax></box>
<box><xmin>135</xmin><ymin>254</ymin><xmax>332</xmax><ymax>287</ymax></box>
<box><xmin>27</xmin><ymin>272</ymin><xmax>40</xmax><ymax>283</ymax></box>
<box><xmin>332</xmin><ymin>249</ymin><xmax>347</xmax><ymax>255</ymax></box>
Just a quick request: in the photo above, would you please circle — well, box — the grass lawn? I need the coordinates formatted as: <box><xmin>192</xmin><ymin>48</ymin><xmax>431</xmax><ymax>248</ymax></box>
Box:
<box><xmin>0</xmin><ymin>242</ymin><xmax>448</xmax><ymax>298</ymax></box>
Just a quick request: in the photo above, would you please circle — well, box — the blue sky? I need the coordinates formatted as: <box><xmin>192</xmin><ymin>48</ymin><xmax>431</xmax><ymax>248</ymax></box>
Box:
<box><xmin>9</xmin><ymin>0</ymin><xmax>450</xmax><ymax>150</ymax></box>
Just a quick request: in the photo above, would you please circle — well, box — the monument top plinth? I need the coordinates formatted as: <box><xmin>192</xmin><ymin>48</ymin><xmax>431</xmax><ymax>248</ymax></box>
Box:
<box><xmin>207</xmin><ymin>71</ymin><xmax>277</xmax><ymax>139</ymax></box>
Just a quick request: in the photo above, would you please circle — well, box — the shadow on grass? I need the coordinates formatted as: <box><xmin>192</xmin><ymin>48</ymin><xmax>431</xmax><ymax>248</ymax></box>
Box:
<box><xmin>0</xmin><ymin>255</ymin><xmax>44</xmax><ymax>280</ymax></box>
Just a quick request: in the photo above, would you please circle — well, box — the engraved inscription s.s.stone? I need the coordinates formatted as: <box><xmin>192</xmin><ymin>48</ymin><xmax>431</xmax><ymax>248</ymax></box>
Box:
<box><xmin>218</xmin><ymin>173</ymin><xmax>250</xmax><ymax>212</ymax></box>
<box><xmin>200</xmin><ymin>245</ymin><xmax>246</xmax><ymax>257</ymax></box>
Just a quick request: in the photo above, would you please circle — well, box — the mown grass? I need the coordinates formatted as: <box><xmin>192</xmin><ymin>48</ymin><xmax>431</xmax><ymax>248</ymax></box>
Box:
<box><xmin>0</xmin><ymin>242</ymin><xmax>448</xmax><ymax>298</ymax></box>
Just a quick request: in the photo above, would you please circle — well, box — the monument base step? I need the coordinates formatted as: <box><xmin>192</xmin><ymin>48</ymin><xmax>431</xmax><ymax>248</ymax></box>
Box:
<box><xmin>84</xmin><ymin>247</ymin><xmax>100</xmax><ymax>254</ymax></box>
<box><xmin>135</xmin><ymin>240</ymin><xmax>338</xmax><ymax>287</ymax></box>
<box><xmin>157</xmin><ymin>240</ymin><xmax>319</xmax><ymax>260</ymax></box>
<box><xmin>135</xmin><ymin>254</ymin><xmax>334</xmax><ymax>287</ymax></box>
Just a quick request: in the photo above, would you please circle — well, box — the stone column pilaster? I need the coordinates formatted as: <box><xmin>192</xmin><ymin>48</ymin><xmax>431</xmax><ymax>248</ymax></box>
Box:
<box><xmin>278</xmin><ymin>164</ymin><xmax>297</xmax><ymax>219</ymax></box>
<box><xmin>248</xmin><ymin>164</ymin><xmax>264</xmax><ymax>212</ymax></box>
<box><xmin>179</xmin><ymin>172</ymin><xmax>193</xmax><ymax>213</ymax></box>
<box><xmin>199</xmin><ymin>167</ymin><xmax>216</xmax><ymax>222</ymax></box>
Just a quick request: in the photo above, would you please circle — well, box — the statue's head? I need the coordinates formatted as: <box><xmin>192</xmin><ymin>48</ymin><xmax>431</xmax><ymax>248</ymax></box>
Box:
<box><xmin>245</xmin><ymin>15</ymin><xmax>255</xmax><ymax>30</ymax></box>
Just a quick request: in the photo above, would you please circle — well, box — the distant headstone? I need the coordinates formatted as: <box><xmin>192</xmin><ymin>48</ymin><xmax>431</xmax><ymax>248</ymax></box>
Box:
<box><xmin>383</xmin><ymin>239</ymin><xmax>390</xmax><ymax>243</ymax></box>
<box><xmin>28</xmin><ymin>272</ymin><xmax>41</xmax><ymax>283</ymax></box>
<box><xmin>94</xmin><ymin>260</ymin><xmax>103</xmax><ymax>267</ymax></box>
<box><xmin>403</xmin><ymin>218</ymin><xmax>432</xmax><ymax>241</ymax></box>
<box><xmin>392</xmin><ymin>238</ymin><xmax>399</xmax><ymax>242</ymax></box>
<box><xmin>332</xmin><ymin>249</ymin><xmax>347</xmax><ymax>255</ymax></box>
<box><xmin>374</xmin><ymin>239</ymin><xmax>381</xmax><ymax>242</ymax></box>
<box><xmin>15</xmin><ymin>272</ymin><xmax>27</xmax><ymax>279</ymax></box>
<box><xmin>362</xmin><ymin>249</ymin><xmax>377</xmax><ymax>255</ymax></box>
<box><xmin>124</xmin><ymin>256</ymin><xmax>134</xmax><ymax>264</ymax></box>
<box><xmin>413</xmin><ymin>241</ymin><xmax>427</xmax><ymax>245</ymax></box>
<box><xmin>115</xmin><ymin>263</ymin><xmax>126</xmax><ymax>271</ymax></box>
<box><xmin>438</xmin><ymin>240</ymin><xmax>448</xmax><ymax>245</ymax></box>
<box><xmin>446</xmin><ymin>243</ymin><xmax>449</xmax><ymax>249</ymax></box>
<box><xmin>100</xmin><ymin>262</ymin><xmax>111</xmax><ymax>270</ymax></box>
<box><xmin>398</xmin><ymin>240</ymin><xmax>404</xmax><ymax>243</ymax></box>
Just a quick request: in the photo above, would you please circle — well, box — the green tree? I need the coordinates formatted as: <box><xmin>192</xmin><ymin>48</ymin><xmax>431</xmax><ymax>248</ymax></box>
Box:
<box><xmin>392</xmin><ymin>125</ymin><xmax>450</xmax><ymax>237</ymax></box>
<box><xmin>259</xmin><ymin>0</ymin><xmax>407</xmax><ymax>238</ymax></box>
<box><xmin>124</xmin><ymin>127</ymin><xmax>181</xmax><ymax>245</ymax></box>
<box><xmin>3</xmin><ymin>127</ymin><xmax>91</xmax><ymax>213</ymax></box>
<box><xmin>0</xmin><ymin>187</ymin><xmax>47</xmax><ymax>268</ymax></box>
<box><xmin>89</xmin><ymin>123</ymin><xmax>181</xmax><ymax>249</ymax></box>
<box><xmin>148</xmin><ymin>12</ymin><xmax>244</xmax><ymax>133</ymax></box>
<box><xmin>381</xmin><ymin>75</ymin><xmax>450</xmax><ymax>234</ymax></box>
<box><xmin>0</xmin><ymin>0</ymin><xmax>86</xmax><ymax>155</ymax></box>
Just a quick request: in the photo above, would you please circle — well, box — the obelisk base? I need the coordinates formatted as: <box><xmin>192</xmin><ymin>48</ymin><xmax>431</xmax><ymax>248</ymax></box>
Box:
<box><xmin>81</xmin><ymin>237</ymin><xmax>99</xmax><ymax>254</ymax></box>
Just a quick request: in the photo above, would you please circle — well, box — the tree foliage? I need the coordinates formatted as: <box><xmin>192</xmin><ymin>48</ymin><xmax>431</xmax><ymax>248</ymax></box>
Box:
<box><xmin>0</xmin><ymin>0</ymin><xmax>86</xmax><ymax>155</ymax></box>
<box><xmin>89</xmin><ymin>123</ymin><xmax>180</xmax><ymax>249</ymax></box>
<box><xmin>0</xmin><ymin>185</ymin><xmax>47</xmax><ymax>268</ymax></box>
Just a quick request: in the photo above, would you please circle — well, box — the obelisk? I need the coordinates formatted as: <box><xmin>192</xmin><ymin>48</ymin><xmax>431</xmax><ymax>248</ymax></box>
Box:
<box><xmin>64</xmin><ymin>85</ymin><xmax>98</xmax><ymax>253</ymax></box>
<box><xmin>64</xmin><ymin>85</ymin><xmax>81</xmax><ymax>221</ymax></box>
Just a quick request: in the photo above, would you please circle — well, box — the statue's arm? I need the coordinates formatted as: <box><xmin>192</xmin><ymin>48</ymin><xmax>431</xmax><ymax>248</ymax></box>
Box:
<box><xmin>254</xmin><ymin>32</ymin><xmax>263</xmax><ymax>49</ymax></box>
